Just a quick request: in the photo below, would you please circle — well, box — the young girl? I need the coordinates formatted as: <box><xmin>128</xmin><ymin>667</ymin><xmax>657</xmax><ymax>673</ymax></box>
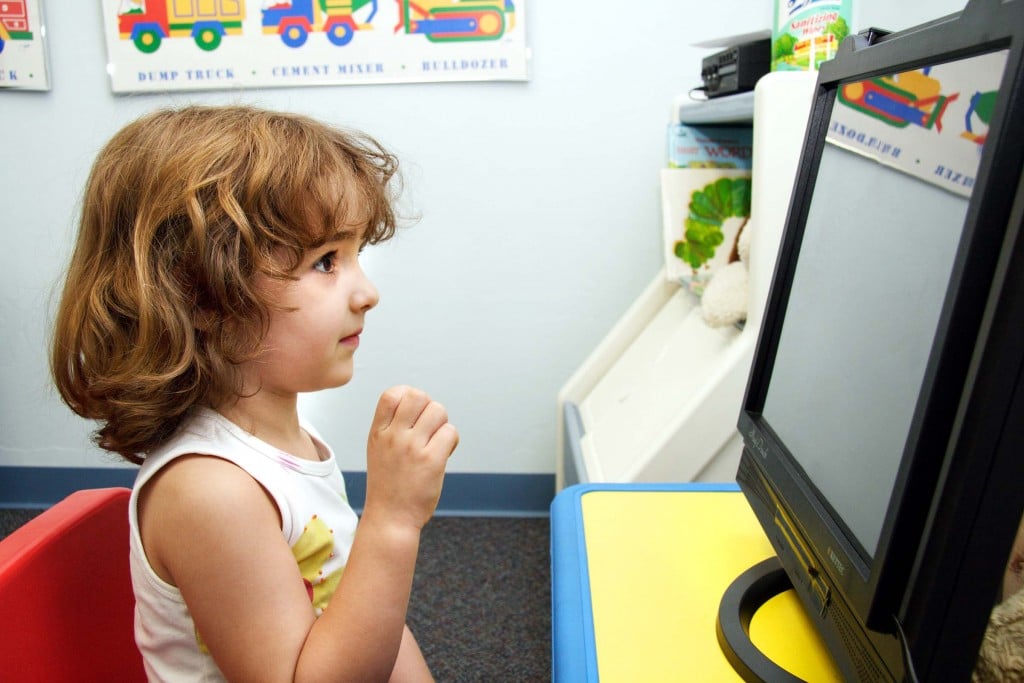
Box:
<box><xmin>50</xmin><ymin>105</ymin><xmax>458</xmax><ymax>682</ymax></box>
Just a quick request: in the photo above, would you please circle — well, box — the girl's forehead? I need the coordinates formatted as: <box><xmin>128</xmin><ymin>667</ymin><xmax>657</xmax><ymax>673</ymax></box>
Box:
<box><xmin>300</xmin><ymin>192</ymin><xmax>368</xmax><ymax>242</ymax></box>
<box><xmin>315</xmin><ymin>224</ymin><xmax>369</xmax><ymax>247</ymax></box>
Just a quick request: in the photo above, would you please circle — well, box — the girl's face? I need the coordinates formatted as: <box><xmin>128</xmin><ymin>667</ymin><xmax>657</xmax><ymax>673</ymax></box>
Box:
<box><xmin>243</xmin><ymin>230</ymin><xmax>379</xmax><ymax>396</ymax></box>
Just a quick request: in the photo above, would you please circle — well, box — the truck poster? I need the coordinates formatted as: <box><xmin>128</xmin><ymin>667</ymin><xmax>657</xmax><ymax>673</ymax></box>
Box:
<box><xmin>101</xmin><ymin>0</ymin><xmax>529</xmax><ymax>93</ymax></box>
<box><xmin>0</xmin><ymin>0</ymin><xmax>50</xmax><ymax>91</ymax></box>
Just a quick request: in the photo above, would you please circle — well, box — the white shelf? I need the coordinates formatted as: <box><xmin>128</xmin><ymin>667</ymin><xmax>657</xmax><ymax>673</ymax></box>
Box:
<box><xmin>557</xmin><ymin>72</ymin><xmax>819</xmax><ymax>490</ymax></box>
<box><xmin>578</xmin><ymin>284</ymin><xmax>750</xmax><ymax>482</ymax></box>
<box><xmin>674</xmin><ymin>90</ymin><xmax>756</xmax><ymax>125</ymax></box>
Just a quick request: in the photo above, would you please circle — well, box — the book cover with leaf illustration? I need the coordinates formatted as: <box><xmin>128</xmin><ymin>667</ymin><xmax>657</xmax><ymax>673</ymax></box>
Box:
<box><xmin>661</xmin><ymin>168</ymin><xmax>751</xmax><ymax>293</ymax></box>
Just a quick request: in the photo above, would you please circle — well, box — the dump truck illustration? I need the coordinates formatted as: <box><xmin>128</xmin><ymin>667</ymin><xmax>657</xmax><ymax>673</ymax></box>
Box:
<box><xmin>118</xmin><ymin>0</ymin><xmax>245</xmax><ymax>53</ymax></box>
<box><xmin>262</xmin><ymin>0</ymin><xmax>377</xmax><ymax>47</ymax></box>
<box><xmin>839</xmin><ymin>69</ymin><xmax>959</xmax><ymax>133</ymax></box>
<box><xmin>0</xmin><ymin>0</ymin><xmax>33</xmax><ymax>54</ymax></box>
<box><xmin>394</xmin><ymin>0</ymin><xmax>515</xmax><ymax>42</ymax></box>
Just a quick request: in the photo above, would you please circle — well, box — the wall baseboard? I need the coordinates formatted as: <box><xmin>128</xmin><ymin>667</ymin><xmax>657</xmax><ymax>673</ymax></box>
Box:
<box><xmin>0</xmin><ymin>466</ymin><xmax>555</xmax><ymax>517</ymax></box>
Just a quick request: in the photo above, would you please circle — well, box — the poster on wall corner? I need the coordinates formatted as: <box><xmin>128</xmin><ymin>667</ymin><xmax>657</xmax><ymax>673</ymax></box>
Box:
<box><xmin>0</xmin><ymin>0</ymin><xmax>52</xmax><ymax>91</ymax></box>
<box><xmin>101</xmin><ymin>0</ymin><xmax>529</xmax><ymax>94</ymax></box>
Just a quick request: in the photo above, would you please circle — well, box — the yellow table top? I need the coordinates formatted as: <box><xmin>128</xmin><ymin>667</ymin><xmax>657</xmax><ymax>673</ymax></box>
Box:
<box><xmin>579</xmin><ymin>489</ymin><xmax>843</xmax><ymax>681</ymax></box>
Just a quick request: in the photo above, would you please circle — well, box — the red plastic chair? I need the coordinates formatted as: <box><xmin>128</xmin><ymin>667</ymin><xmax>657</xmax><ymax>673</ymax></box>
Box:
<box><xmin>0</xmin><ymin>487</ymin><xmax>147</xmax><ymax>682</ymax></box>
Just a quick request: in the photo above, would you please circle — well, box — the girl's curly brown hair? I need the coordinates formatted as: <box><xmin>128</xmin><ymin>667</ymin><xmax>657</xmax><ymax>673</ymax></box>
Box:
<box><xmin>51</xmin><ymin>105</ymin><xmax>400</xmax><ymax>464</ymax></box>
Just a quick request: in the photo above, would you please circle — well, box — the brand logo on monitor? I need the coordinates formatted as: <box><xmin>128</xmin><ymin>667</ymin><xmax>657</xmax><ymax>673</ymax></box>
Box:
<box><xmin>828</xmin><ymin>547</ymin><xmax>846</xmax><ymax>576</ymax></box>
<box><xmin>748</xmin><ymin>427</ymin><xmax>768</xmax><ymax>458</ymax></box>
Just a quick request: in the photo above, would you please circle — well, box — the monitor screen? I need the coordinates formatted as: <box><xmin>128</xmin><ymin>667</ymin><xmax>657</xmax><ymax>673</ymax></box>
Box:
<box><xmin>725</xmin><ymin>4</ymin><xmax>1024</xmax><ymax>676</ymax></box>
<box><xmin>759</xmin><ymin>48</ymin><xmax>1007</xmax><ymax>558</ymax></box>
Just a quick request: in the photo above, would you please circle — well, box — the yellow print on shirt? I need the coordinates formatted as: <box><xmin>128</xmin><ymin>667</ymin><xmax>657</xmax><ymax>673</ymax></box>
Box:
<box><xmin>193</xmin><ymin>514</ymin><xmax>345</xmax><ymax>651</ymax></box>
<box><xmin>292</xmin><ymin>514</ymin><xmax>345</xmax><ymax>615</ymax></box>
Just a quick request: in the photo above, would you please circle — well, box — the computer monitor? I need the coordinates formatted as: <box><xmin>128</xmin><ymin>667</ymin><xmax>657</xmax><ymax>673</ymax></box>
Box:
<box><xmin>719</xmin><ymin>0</ymin><xmax>1024</xmax><ymax>680</ymax></box>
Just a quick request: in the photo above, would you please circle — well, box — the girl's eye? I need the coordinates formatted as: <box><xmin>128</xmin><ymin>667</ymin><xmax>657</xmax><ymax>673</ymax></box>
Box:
<box><xmin>313</xmin><ymin>251</ymin><xmax>337</xmax><ymax>273</ymax></box>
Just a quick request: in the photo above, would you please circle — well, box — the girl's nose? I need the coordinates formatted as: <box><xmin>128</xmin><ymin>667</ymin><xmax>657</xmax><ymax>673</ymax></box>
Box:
<box><xmin>353</xmin><ymin>269</ymin><xmax>379</xmax><ymax>312</ymax></box>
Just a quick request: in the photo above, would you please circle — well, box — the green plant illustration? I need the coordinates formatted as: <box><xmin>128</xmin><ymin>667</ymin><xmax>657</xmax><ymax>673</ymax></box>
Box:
<box><xmin>674</xmin><ymin>177</ymin><xmax>751</xmax><ymax>271</ymax></box>
<box><xmin>826</xmin><ymin>17</ymin><xmax>849</xmax><ymax>45</ymax></box>
<box><xmin>772</xmin><ymin>33</ymin><xmax>797</xmax><ymax>61</ymax></box>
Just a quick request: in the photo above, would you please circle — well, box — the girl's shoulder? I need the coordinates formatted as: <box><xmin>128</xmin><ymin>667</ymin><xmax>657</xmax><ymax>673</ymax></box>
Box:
<box><xmin>133</xmin><ymin>407</ymin><xmax>353</xmax><ymax>545</ymax></box>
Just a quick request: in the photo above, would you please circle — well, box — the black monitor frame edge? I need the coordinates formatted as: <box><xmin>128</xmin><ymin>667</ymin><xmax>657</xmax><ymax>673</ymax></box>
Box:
<box><xmin>734</xmin><ymin>0</ymin><xmax>1024</xmax><ymax>679</ymax></box>
<box><xmin>900</xmin><ymin>150</ymin><xmax>1024</xmax><ymax>680</ymax></box>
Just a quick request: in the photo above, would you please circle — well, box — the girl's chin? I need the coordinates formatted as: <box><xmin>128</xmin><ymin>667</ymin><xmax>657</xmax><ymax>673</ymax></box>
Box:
<box><xmin>282</xmin><ymin>362</ymin><xmax>354</xmax><ymax>392</ymax></box>
<box><xmin>324</xmin><ymin>368</ymin><xmax>355</xmax><ymax>389</ymax></box>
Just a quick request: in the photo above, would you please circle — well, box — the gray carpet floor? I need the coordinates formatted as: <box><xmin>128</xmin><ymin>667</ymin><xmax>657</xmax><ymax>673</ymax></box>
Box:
<box><xmin>411</xmin><ymin>516</ymin><xmax>551</xmax><ymax>682</ymax></box>
<box><xmin>0</xmin><ymin>509</ymin><xmax>551</xmax><ymax>682</ymax></box>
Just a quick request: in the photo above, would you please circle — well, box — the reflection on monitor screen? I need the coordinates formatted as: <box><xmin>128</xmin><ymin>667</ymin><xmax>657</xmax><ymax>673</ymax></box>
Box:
<box><xmin>762</xmin><ymin>145</ymin><xmax>966</xmax><ymax>557</ymax></box>
<box><xmin>761</xmin><ymin>49</ymin><xmax>1007</xmax><ymax>558</ymax></box>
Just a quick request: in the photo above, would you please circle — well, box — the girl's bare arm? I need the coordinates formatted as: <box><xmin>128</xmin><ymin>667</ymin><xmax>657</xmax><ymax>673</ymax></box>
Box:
<box><xmin>138</xmin><ymin>387</ymin><xmax>456</xmax><ymax>683</ymax></box>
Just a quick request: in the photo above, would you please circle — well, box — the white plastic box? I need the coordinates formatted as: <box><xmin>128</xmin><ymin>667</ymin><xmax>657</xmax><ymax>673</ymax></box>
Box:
<box><xmin>557</xmin><ymin>71</ymin><xmax>818</xmax><ymax>490</ymax></box>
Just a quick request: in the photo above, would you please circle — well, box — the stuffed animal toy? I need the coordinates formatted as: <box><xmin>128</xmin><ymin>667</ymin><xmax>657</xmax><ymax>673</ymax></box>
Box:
<box><xmin>973</xmin><ymin>588</ymin><xmax>1024</xmax><ymax>682</ymax></box>
<box><xmin>700</xmin><ymin>221</ymin><xmax>751</xmax><ymax>328</ymax></box>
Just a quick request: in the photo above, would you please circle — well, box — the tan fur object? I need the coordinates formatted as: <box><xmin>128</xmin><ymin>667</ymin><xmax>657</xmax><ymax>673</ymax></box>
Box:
<box><xmin>973</xmin><ymin>587</ymin><xmax>1024</xmax><ymax>682</ymax></box>
<box><xmin>701</xmin><ymin>223</ymin><xmax>752</xmax><ymax>328</ymax></box>
<box><xmin>700</xmin><ymin>261</ymin><xmax>749</xmax><ymax>328</ymax></box>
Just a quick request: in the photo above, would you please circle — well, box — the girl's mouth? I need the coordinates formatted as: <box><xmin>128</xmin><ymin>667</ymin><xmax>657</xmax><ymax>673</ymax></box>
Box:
<box><xmin>340</xmin><ymin>330</ymin><xmax>362</xmax><ymax>346</ymax></box>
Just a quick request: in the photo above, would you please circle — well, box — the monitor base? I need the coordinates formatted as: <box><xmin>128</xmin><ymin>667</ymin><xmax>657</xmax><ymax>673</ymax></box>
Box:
<box><xmin>716</xmin><ymin>556</ymin><xmax>806</xmax><ymax>683</ymax></box>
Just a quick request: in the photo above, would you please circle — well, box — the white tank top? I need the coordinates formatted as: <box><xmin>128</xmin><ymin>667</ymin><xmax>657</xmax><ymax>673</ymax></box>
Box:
<box><xmin>128</xmin><ymin>407</ymin><xmax>359</xmax><ymax>682</ymax></box>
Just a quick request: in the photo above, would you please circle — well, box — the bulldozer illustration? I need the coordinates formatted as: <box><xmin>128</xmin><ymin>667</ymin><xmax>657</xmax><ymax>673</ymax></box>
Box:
<box><xmin>395</xmin><ymin>0</ymin><xmax>515</xmax><ymax>42</ymax></box>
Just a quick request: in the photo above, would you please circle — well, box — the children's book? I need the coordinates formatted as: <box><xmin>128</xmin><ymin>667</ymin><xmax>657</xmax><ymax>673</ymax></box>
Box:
<box><xmin>667</xmin><ymin>124</ymin><xmax>753</xmax><ymax>169</ymax></box>
<box><xmin>662</xmin><ymin>167</ymin><xmax>751</xmax><ymax>293</ymax></box>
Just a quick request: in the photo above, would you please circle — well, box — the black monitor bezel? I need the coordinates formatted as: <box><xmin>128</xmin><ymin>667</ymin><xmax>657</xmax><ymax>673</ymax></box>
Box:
<box><xmin>736</xmin><ymin>0</ymin><xmax>1024</xmax><ymax>678</ymax></box>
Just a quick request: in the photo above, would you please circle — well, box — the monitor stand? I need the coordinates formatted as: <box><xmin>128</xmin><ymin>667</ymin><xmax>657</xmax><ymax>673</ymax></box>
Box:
<box><xmin>716</xmin><ymin>556</ymin><xmax>807</xmax><ymax>683</ymax></box>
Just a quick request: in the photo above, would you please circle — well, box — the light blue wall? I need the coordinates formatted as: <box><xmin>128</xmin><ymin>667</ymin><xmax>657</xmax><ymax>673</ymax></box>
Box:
<box><xmin>0</xmin><ymin>1</ymin><xmax>966</xmax><ymax>504</ymax></box>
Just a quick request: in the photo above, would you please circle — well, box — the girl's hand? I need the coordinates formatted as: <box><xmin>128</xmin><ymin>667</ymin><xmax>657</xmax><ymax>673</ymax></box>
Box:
<box><xmin>364</xmin><ymin>386</ymin><xmax>458</xmax><ymax>531</ymax></box>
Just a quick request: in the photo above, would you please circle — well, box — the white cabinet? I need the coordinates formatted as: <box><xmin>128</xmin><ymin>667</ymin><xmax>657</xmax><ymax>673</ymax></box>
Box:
<box><xmin>557</xmin><ymin>72</ymin><xmax>818</xmax><ymax>490</ymax></box>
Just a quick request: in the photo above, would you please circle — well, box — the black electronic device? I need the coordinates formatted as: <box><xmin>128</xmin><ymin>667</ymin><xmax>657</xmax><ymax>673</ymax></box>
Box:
<box><xmin>716</xmin><ymin>0</ymin><xmax>1024</xmax><ymax>680</ymax></box>
<box><xmin>701</xmin><ymin>38</ymin><xmax>770</xmax><ymax>98</ymax></box>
